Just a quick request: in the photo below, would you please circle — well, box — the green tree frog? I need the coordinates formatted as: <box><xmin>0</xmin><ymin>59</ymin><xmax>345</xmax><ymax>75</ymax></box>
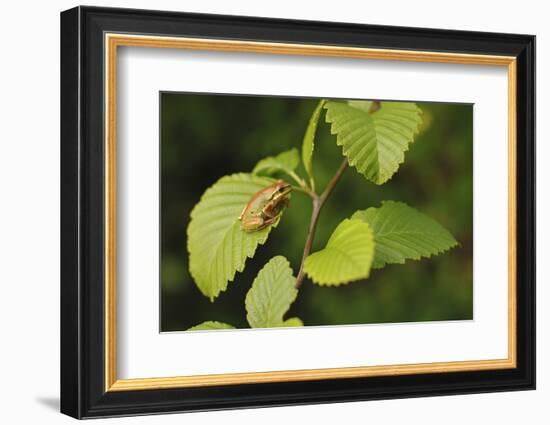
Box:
<box><xmin>239</xmin><ymin>179</ymin><xmax>292</xmax><ymax>232</ymax></box>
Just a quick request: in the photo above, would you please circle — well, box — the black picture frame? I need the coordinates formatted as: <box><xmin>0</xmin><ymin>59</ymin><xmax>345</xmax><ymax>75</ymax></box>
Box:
<box><xmin>60</xmin><ymin>5</ymin><xmax>535</xmax><ymax>419</ymax></box>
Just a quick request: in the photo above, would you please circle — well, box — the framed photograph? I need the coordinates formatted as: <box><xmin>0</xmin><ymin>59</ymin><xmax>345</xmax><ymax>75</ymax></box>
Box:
<box><xmin>60</xmin><ymin>6</ymin><xmax>535</xmax><ymax>419</ymax></box>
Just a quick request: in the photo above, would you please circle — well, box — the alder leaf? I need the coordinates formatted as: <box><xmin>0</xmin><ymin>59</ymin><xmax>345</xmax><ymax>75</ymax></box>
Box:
<box><xmin>188</xmin><ymin>321</ymin><xmax>235</xmax><ymax>331</ymax></box>
<box><xmin>253</xmin><ymin>148</ymin><xmax>300</xmax><ymax>177</ymax></box>
<box><xmin>324</xmin><ymin>100</ymin><xmax>422</xmax><ymax>184</ymax></box>
<box><xmin>187</xmin><ymin>173</ymin><xmax>283</xmax><ymax>301</ymax></box>
<box><xmin>245</xmin><ymin>256</ymin><xmax>303</xmax><ymax>328</ymax></box>
<box><xmin>302</xmin><ymin>100</ymin><xmax>326</xmax><ymax>186</ymax></box>
<box><xmin>280</xmin><ymin>317</ymin><xmax>304</xmax><ymax>327</ymax></box>
<box><xmin>352</xmin><ymin>201</ymin><xmax>458</xmax><ymax>269</ymax></box>
<box><xmin>304</xmin><ymin>219</ymin><xmax>375</xmax><ymax>286</ymax></box>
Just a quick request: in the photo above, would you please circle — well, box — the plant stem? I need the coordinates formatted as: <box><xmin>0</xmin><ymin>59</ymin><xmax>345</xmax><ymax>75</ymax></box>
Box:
<box><xmin>320</xmin><ymin>158</ymin><xmax>349</xmax><ymax>204</ymax></box>
<box><xmin>295</xmin><ymin>159</ymin><xmax>348</xmax><ymax>289</ymax></box>
<box><xmin>295</xmin><ymin>197</ymin><xmax>320</xmax><ymax>289</ymax></box>
<box><xmin>288</xmin><ymin>170</ymin><xmax>307</xmax><ymax>188</ymax></box>
<box><xmin>290</xmin><ymin>184</ymin><xmax>316</xmax><ymax>199</ymax></box>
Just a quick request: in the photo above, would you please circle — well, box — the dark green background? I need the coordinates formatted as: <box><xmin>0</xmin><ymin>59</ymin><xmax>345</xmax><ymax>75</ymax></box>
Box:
<box><xmin>160</xmin><ymin>93</ymin><xmax>473</xmax><ymax>331</ymax></box>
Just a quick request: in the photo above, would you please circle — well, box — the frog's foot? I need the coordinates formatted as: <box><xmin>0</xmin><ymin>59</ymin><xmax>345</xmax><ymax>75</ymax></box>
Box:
<box><xmin>261</xmin><ymin>216</ymin><xmax>279</xmax><ymax>228</ymax></box>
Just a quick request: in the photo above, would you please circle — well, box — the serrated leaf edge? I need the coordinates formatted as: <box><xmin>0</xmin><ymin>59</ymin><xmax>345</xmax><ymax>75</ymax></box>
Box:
<box><xmin>304</xmin><ymin>218</ymin><xmax>375</xmax><ymax>286</ymax></box>
<box><xmin>302</xmin><ymin>100</ymin><xmax>326</xmax><ymax>183</ymax></box>
<box><xmin>245</xmin><ymin>255</ymin><xmax>299</xmax><ymax>328</ymax></box>
<box><xmin>252</xmin><ymin>148</ymin><xmax>300</xmax><ymax>176</ymax></box>
<box><xmin>324</xmin><ymin>101</ymin><xmax>422</xmax><ymax>185</ymax></box>
<box><xmin>186</xmin><ymin>173</ymin><xmax>280</xmax><ymax>301</ymax></box>
<box><xmin>353</xmin><ymin>200</ymin><xmax>459</xmax><ymax>269</ymax></box>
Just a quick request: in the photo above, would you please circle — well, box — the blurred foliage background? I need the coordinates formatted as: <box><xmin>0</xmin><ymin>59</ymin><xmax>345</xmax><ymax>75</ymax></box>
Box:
<box><xmin>160</xmin><ymin>93</ymin><xmax>473</xmax><ymax>331</ymax></box>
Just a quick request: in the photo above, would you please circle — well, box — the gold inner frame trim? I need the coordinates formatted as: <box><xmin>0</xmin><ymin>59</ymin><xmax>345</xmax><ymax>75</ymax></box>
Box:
<box><xmin>104</xmin><ymin>33</ymin><xmax>518</xmax><ymax>392</ymax></box>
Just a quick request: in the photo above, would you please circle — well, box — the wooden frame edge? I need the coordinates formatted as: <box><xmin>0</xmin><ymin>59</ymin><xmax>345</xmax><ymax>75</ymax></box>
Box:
<box><xmin>507</xmin><ymin>59</ymin><xmax>518</xmax><ymax>369</ymax></box>
<box><xmin>104</xmin><ymin>33</ymin><xmax>518</xmax><ymax>392</ymax></box>
<box><xmin>108</xmin><ymin>358</ymin><xmax>516</xmax><ymax>391</ymax></box>
<box><xmin>105</xmin><ymin>32</ymin><xmax>118</xmax><ymax>390</ymax></box>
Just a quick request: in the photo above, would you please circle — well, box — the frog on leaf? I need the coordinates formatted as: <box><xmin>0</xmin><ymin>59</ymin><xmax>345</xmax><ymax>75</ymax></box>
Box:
<box><xmin>239</xmin><ymin>180</ymin><xmax>292</xmax><ymax>232</ymax></box>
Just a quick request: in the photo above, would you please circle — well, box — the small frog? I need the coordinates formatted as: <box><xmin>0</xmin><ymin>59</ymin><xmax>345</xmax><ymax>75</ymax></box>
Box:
<box><xmin>239</xmin><ymin>179</ymin><xmax>292</xmax><ymax>232</ymax></box>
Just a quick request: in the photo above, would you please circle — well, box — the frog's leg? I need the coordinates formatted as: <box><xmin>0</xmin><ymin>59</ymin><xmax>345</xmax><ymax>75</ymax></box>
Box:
<box><xmin>261</xmin><ymin>205</ymin><xmax>275</xmax><ymax>218</ymax></box>
<box><xmin>261</xmin><ymin>200</ymin><xmax>287</xmax><ymax>219</ymax></box>
<box><xmin>259</xmin><ymin>215</ymin><xmax>279</xmax><ymax>228</ymax></box>
<box><xmin>240</xmin><ymin>216</ymin><xmax>265</xmax><ymax>232</ymax></box>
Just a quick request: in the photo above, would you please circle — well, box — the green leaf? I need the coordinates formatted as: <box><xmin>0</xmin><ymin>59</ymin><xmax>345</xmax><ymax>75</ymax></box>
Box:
<box><xmin>324</xmin><ymin>100</ymin><xmax>422</xmax><ymax>185</ymax></box>
<box><xmin>352</xmin><ymin>201</ymin><xmax>458</xmax><ymax>269</ymax></box>
<box><xmin>304</xmin><ymin>219</ymin><xmax>375</xmax><ymax>286</ymax></box>
<box><xmin>302</xmin><ymin>100</ymin><xmax>326</xmax><ymax>185</ymax></box>
<box><xmin>280</xmin><ymin>317</ymin><xmax>304</xmax><ymax>327</ymax></box>
<box><xmin>187</xmin><ymin>173</ymin><xmax>283</xmax><ymax>301</ymax></box>
<box><xmin>245</xmin><ymin>256</ymin><xmax>302</xmax><ymax>328</ymax></box>
<box><xmin>188</xmin><ymin>321</ymin><xmax>235</xmax><ymax>331</ymax></box>
<box><xmin>252</xmin><ymin>148</ymin><xmax>300</xmax><ymax>177</ymax></box>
